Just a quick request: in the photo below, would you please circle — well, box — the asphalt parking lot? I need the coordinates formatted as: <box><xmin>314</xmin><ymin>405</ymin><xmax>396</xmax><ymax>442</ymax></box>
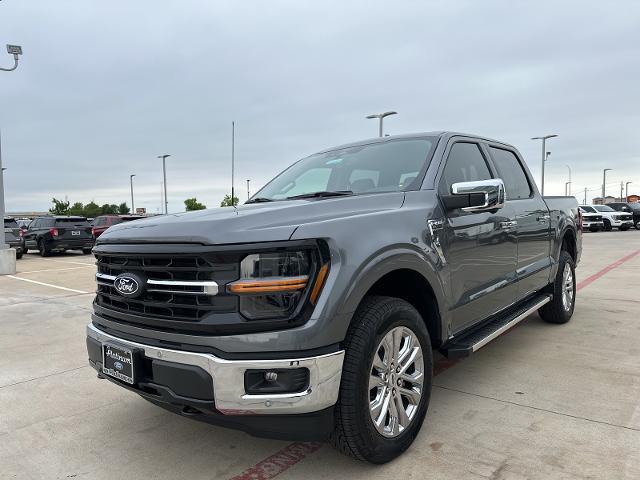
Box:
<box><xmin>1</xmin><ymin>232</ymin><xmax>639</xmax><ymax>480</ymax></box>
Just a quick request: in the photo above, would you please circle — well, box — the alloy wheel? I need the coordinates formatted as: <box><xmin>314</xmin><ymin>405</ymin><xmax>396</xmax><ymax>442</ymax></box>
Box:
<box><xmin>369</xmin><ymin>326</ymin><xmax>424</xmax><ymax>438</ymax></box>
<box><xmin>561</xmin><ymin>263</ymin><xmax>574</xmax><ymax>311</ymax></box>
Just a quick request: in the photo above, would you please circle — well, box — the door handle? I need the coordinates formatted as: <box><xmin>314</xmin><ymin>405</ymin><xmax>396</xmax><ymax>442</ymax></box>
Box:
<box><xmin>427</xmin><ymin>219</ymin><xmax>446</xmax><ymax>265</ymax></box>
<box><xmin>500</xmin><ymin>220</ymin><xmax>517</xmax><ymax>229</ymax></box>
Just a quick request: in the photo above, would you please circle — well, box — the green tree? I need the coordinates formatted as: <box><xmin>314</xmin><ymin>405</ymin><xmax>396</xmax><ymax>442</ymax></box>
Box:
<box><xmin>118</xmin><ymin>202</ymin><xmax>130</xmax><ymax>214</ymax></box>
<box><xmin>49</xmin><ymin>197</ymin><xmax>70</xmax><ymax>215</ymax></box>
<box><xmin>68</xmin><ymin>202</ymin><xmax>84</xmax><ymax>216</ymax></box>
<box><xmin>100</xmin><ymin>204</ymin><xmax>118</xmax><ymax>214</ymax></box>
<box><xmin>220</xmin><ymin>194</ymin><xmax>239</xmax><ymax>207</ymax></box>
<box><xmin>83</xmin><ymin>201</ymin><xmax>102</xmax><ymax>218</ymax></box>
<box><xmin>184</xmin><ymin>197</ymin><xmax>206</xmax><ymax>211</ymax></box>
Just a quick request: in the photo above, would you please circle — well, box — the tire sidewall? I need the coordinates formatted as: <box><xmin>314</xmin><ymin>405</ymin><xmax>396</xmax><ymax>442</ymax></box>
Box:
<box><xmin>344</xmin><ymin>299</ymin><xmax>433</xmax><ymax>463</ymax></box>
<box><xmin>556</xmin><ymin>251</ymin><xmax>576</xmax><ymax>320</ymax></box>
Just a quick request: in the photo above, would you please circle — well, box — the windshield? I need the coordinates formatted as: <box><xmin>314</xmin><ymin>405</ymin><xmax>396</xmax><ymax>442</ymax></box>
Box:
<box><xmin>594</xmin><ymin>205</ymin><xmax>615</xmax><ymax>212</ymax></box>
<box><xmin>252</xmin><ymin>138</ymin><xmax>435</xmax><ymax>201</ymax></box>
<box><xmin>55</xmin><ymin>218</ymin><xmax>90</xmax><ymax>226</ymax></box>
<box><xmin>579</xmin><ymin>206</ymin><xmax>596</xmax><ymax>213</ymax></box>
<box><xmin>4</xmin><ymin>219</ymin><xmax>19</xmax><ymax>228</ymax></box>
<box><xmin>626</xmin><ymin>203</ymin><xmax>640</xmax><ymax>210</ymax></box>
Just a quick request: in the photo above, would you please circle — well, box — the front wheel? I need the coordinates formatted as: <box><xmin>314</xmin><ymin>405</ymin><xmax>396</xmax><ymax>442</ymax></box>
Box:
<box><xmin>635</xmin><ymin>222</ymin><xmax>640</xmax><ymax>230</ymax></box>
<box><xmin>82</xmin><ymin>248</ymin><xmax>93</xmax><ymax>255</ymax></box>
<box><xmin>330</xmin><ymin>296</ymin><xmax>433</xmax><ymax>464</ymax></box>
<box><xmin>603</xmin><ymin>219</ymin><xmax>612</xmax><ymax>231</ymax></box>
<box><xmin>539</xmin><ymin>251</ymin><xmax>576</xmax><ymax>324</ymax></box>
<box><xmin>619</xmin><ymin>225</ymin><xmax>630</xmax><ymax>231</ymax></box>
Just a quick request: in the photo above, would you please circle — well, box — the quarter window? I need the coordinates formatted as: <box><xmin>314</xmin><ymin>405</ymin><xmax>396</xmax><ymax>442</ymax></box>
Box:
<box><xmin>489</xmin><ymin>147</ymin><xmax>532</xmax><ymax>200</ymax></box>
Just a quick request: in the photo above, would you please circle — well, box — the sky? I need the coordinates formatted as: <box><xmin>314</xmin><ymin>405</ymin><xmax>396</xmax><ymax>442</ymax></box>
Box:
<box><xmin>1</xmin><ymin>0</ymin><xmax>639</xmax><ymax>213</ymax></box>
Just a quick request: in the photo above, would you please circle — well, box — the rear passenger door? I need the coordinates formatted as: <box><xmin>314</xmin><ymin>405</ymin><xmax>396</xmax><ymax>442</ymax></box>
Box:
<box><xmin>487</xmin><ymin>145</ymin><xmax>551</xmax><ymax>297</ymax></box>
<box><xmin>437</xmin><ymin>140</ymin><xmax>518</xmax><ymax>334</ymax></box>
<box><xmin>24</xmin><ymin>219</ymin><xmax>39</xmax><ymax>248</ymax></box>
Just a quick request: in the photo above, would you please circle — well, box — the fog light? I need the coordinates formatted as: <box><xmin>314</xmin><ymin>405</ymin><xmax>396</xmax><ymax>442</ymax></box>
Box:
<box><xmin>244</xmin><ymin>368</ymin><xmax>309</xmax><ymax>394</ymax></box>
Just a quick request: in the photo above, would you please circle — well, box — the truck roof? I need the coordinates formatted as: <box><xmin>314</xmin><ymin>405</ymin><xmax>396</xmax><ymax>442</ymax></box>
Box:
<box><xmin>314</xmin><ymin>131</ymin><xmax>516</xmax><ymax>155</ymax></box>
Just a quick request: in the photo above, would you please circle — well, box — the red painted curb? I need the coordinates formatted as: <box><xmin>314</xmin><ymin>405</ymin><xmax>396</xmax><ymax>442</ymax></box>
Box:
<box><xmin>228</xmin><ymin>248</ymin><xmax>640</xmax><ymax>479</ymax></box>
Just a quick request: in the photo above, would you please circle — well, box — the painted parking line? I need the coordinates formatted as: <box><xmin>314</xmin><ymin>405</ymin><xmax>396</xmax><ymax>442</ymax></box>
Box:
<box><xmin>45</xmin><ymin>258</ymin><xmax>95</xmax><ymax>267</ymax></box>
<box><xmin>6</xmin><ymin>275</ymin><xmax>89</xmax><ymax>294</ymax></box>
<box><xmin>18</xmin><ymin>266</ymin><xmax>93</xmax><ymax>275</ymax></box>
<box><xmin>225</xmin><ymin>248</ymin><xmax>640</xmax><ymax>480</ymax></box>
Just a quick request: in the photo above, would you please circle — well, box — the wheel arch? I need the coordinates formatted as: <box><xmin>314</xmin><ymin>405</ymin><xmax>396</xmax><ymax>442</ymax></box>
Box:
<box><xmin>338</xmin><ymin>249</ymin><xmax>446</xmax><ymax>348</ymax></box>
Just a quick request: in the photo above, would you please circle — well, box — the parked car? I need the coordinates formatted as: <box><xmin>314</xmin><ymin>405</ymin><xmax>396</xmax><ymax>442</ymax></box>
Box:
<box><xmin>3</xmin><ymin>217</ymin><xmax>25</xmax><ymax>259</ymax></box>
<box><xmin>92</xmin><ymin>215</ymin><xmax>144</xmax><ymax>239</ymax></box>
<box><xmin>16</xmin><ymin>219</ymin><xmax>31</xmax><ymax>236</ymax></box>
<box><xmin>24</xmin><ymin>216</ymin><xmax>94</xmax><ymax>256</ymax></box>
<box><xmin>577</xmin><ymin>206</ymin><xmax>604</xmax><ymax>232</ymax></box>
<box><xmin>607</xmin><ymin>202</ymin><xmax>640</xmax><ymax>230</ymax></box>
<box><xmin>86</xmin><ymin>132</ymin><xmax>581</xmax><ymax>463</ymax></box>
<box><xmin>580</xmin><ymin>205</ymin><xmax>633</xmax><ymax>231</ymax></box>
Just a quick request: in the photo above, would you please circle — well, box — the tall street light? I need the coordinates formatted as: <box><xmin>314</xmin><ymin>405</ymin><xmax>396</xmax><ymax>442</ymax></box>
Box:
<box><xmin>158</xmin><ymin>155</ymin><xmax>171</xmax><ymax>214</ymax></box>
<box><xmin>246</xmin><ymin>179</ymin><xmax>251</xmax><ymax>201</ymax></box>
<box><xmin>1</xmin><ymin>44</ymin><xmax>22</xmax><ymax>72</ymax></box>
<box><xmin>602</xmin><ymin>168</ymin><xmax>612</xmax><ymax>202</ymax></box>
<box><xmin>531</xmin><ymin>134</ymin><xmax>558</xmax><ymax>196</ymax></box>
<box><xmin>366</xmin><ymin>111</ymin><xmax>397</xmax><ymax>137</ymax></box>
<box><xmin>565</xmin><ymin>165</ymin><xmax>572</xmax><ymax>196</ymax></box>
<box><xmin>130</xmin><ymin>174</ymin><xmax>136</xmax><ymax>213</ymax></box>
<box><xmin>626</xmin><ymin>181</ymin><xmax>632</xmax><ymax>200</ymax></box>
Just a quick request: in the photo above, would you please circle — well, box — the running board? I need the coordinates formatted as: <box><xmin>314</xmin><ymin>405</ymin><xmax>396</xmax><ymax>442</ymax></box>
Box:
<box><xmin>441</xmin><ymin>294</ymin><xmax>552</xmax><ymax>359</ymax></box>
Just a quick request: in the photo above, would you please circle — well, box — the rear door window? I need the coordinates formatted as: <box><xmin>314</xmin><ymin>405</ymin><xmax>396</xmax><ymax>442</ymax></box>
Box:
<box><xmin>489</xmin><ymin>147</ymin><xmax>532</xmax><ymax>200</ymax></box>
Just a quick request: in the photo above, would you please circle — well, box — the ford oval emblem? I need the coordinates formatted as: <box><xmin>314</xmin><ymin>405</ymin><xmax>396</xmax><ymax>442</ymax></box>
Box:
<box><xmin>113</xmin><ymin>273</ymin><xmax>144</xmax><ymax>298</ymax></box>
<box><xmin>114</xmin><ymin>361</ymin><xmax>124</xmax><ymax>371</ymax></box>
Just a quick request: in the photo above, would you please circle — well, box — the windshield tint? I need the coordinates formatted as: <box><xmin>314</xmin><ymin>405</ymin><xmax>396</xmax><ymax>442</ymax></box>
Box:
<box><xmin>579</xmin><ymin>206</ymin><xmax>596</xmax><ymax>213</ymax></box>
<box><xmin>594</xmin><ymin>205</ymin><xmax>615</xmax><ymax>212</ymax></box>
<box><xmin>55</xmin><ymin>218</ymin><xmax>90</xmax><ymax>226</ymax></box>
<box><xmin>252</xmin><ymin>138</ymin><xmax>435</xmax><ymax>201</ymax></box>
<box><xmin>4</xmin><ymin>219</ymin><xmax>19</xmax><ymax>228</ymax></box>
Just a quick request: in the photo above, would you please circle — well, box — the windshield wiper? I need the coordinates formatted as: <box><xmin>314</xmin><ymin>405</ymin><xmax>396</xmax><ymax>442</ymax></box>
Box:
<box><xmin>286</xmin><ymin>190</ymin><xmax>354</xmax><ymax>200</ymax></box>
<box><xmin>245</xmin><ymin>197</ymin><xmax>274</xmax><ymax>204</ymax></box>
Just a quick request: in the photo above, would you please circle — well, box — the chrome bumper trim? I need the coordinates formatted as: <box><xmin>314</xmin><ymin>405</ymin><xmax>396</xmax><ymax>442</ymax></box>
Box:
<box><xmin>87</xmin><ymin>323</ymin><xmax>344</xmax><ymax>415</ymax></box>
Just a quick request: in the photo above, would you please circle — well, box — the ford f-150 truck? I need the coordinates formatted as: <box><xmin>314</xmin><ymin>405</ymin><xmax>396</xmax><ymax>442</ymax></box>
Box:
<box><xmin>87</xmin><ymin>132</ymin><xmax>581</xmax><ymax>463</ymax></box>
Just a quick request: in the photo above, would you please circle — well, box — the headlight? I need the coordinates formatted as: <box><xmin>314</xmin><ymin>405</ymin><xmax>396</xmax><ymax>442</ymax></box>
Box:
<box><xmin>227</xmin><ymin>250</ymin><xmax>329</xmax><ymax>320</ymax></box>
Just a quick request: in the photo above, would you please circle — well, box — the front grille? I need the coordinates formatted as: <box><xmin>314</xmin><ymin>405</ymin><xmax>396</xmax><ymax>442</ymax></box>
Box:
<box><xmin>95</xmin><ymin>251</ymin><xmax>239</xmax><ymax>324</ymax></box>
<box><xmin>619</xmin><ymin>215</ymin><xmax>633</xmax><ymax>221</ymax></box>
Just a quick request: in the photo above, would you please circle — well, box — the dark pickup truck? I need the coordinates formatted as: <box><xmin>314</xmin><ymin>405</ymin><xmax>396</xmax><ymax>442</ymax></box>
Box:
<box><xmin>87</xmin><ymin>132</ymin><xmax>581</xmax><ymax>463</ymax></box>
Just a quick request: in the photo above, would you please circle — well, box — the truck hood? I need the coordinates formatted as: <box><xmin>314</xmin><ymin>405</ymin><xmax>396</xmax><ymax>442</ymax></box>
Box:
<box><xmin>97</xmin><ymin>192</ymin><xmax>405</xmax><ymax>245</ymax></box>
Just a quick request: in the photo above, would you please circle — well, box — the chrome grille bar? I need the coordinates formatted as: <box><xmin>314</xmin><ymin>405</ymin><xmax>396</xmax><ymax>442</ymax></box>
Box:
<box><xmin>95</xmin><ymin>272</ymin><xmax>218</xmax><ymax>296</ymax></box>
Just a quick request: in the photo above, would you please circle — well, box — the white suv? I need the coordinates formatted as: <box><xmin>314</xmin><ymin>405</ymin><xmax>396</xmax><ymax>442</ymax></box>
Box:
<box><xmin>580</xmin><ymin>205</ymin><xmax>633</xmax><ymax>231</ymax></box>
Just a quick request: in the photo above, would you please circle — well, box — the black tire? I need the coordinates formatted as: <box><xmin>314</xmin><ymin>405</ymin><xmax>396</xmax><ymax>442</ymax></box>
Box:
<box><xmin>330</xmin><ymin>296</ymin><xmax>433</xmax><ymax>464</ymax></box>
<box><xmin>635</xmin><ymin>222</ymin><xmax>640</xmax><ymax>230</ymax></box>
<box><xmin>619</xmin><ymin>225</ymin><xmax>630</xmax><ymax>231</ymax></box>
<box><xmin>589</xmin><ymin>226</ymin><xmax>599</xmax><ymax>232</ymax></box>
<box><xmin>16</xmin><ymin>250</ymin><xmax>23</xmax><ymax>259</ymax></box>
<box><xmin>539</xmin><ymin>251</ymin><xmax>576</xmax><ymax>324</ymax></box>
<box><xmin>38</xmin><ymin>239</ymin><xmax>50</xmax><ymax>257</ymax></box>
<box><xmin>82</xmin><ymin>248</ymin><xmax>93</xmax><ymax>255</ymax></box>
<box><xmin>603</xmin><ymin>219</ymin><xmax>612</xmax><ymax>231</ymax></box>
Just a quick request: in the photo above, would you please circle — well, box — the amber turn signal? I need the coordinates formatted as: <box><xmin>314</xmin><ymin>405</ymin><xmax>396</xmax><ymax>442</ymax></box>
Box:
<box><xmin>310</xmin><ymin>263</ymin><xmax>329</xmax><ymax>304</ymax></box>
<box><xmin>228</xmin><ymin>276</ymin><xmax>309</xmax><ymax>294</ymax></box>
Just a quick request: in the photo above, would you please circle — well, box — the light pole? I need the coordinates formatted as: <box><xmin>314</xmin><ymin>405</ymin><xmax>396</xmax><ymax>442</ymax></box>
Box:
<box><xmin>583</xmin><ymin>187</ymin><xmax>588</xmax><ymax>205</ymax></box>
<box><xmin>130</xmin><ymin>174</ymin><xmax>136</xmax><ymax>213</ymax></box>
<box><xmin>366</xmin><ymin>111</ymin><xmax>397</xmax><ymax>137</ymax></box>
<box><xmin>246</xmin><ymin>179</ymin><xmax>250</xmax><ymax>201</ymax></box>
<box><xmin>626</xmin><ymin>181</ymin><xmax>632</xmax><ymax>200</ymax></box>
<box><xmin>602</xmin><ymin>168</ymin><xmax>612</xmax><ymax>203</ymax></box>
<box><xmin>565</xmin><ymin>182</ymin><xmax>572</xmax><ymax>196</ymax></box>
<box><xmin>531</xmin><ymin>135</ymin><xmax>557</xmax><ymax>196</ymax></box>
<box><xmin>565</xmin><ymin>165</ymin><xmax>571</xmax><ymax>196</ymax></box>
<box><xmin>0</xmin><ymin>131</ymin><xmax>7</xmax><ymax>249</ymax></box>
<box><xmin>157</xmin><ymin>155</ymin><xmax>170</xmax><ymax>214</ymax></box>
<box><xmin>1</xmin><ymin>44</ymin><xmax>22</xmax><ymax>72</ymax></box>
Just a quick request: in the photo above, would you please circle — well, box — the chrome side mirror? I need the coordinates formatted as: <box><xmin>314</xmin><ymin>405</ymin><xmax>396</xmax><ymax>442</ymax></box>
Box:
<box><xmin>446</xmin><ymin>179</ymin><xmax>506</xmax><ymax>212</ymax></box>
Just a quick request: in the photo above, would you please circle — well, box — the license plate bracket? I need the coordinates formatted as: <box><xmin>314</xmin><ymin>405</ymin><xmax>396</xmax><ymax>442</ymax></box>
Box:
<box><xmin>102</xmin><ymin>343</ymin><xmax>140</xmax><ymax>384</ymax></box>
<box><xmin>71</xmin><ymin>230</ymin><xmax>81</xmax><ymax>236</ymax></box>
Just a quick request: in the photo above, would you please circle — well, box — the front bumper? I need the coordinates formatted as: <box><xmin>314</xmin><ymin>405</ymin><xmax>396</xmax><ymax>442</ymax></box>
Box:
<box><xmin>86</xmin><ymin>323</ymin><xmax>344</xmax><ymax>416</ymax></box>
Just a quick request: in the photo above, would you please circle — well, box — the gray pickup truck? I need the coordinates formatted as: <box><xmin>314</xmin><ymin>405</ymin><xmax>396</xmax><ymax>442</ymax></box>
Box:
<box><xmin>87</xmin><ymin>131</ymin><xmax>581</xmax><ymax>463</ymax></box>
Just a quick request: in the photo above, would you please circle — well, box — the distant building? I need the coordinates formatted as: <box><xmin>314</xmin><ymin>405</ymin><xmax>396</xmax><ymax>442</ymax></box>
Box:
<box><xmin>591</xmin><ymin>196</ymin><xmax>616</xmax><ymax>205</ymax></box>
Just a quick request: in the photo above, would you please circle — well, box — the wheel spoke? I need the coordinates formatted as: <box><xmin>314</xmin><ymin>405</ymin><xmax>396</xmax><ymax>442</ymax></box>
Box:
<box><xmin>398</xmin><ymin>346</ymin><xmax>420</xmax><ymax>375</ymax></box>
<box><xmin>373</xmin><ymin>389</ymin><xmax>391</xmax><ymax>427</ymax></box>
<box><xmin>387</xmin><ymin>393</ymin><xmax>400</xmax><ymax>435</ymax></box>
<box><xmin>398</xmin><ymin>385</ymin><xmax>421</xmax><ymax>405</ymax></box>
<box><xmin>400</xmin><ymin>370</ymin><xmax>424</xmax><ymax>387</ymax></box>
<box><xmin>392</xmin><ymin>327</ymin><xmax>404</xmax><ymax>360</ymax></box>
<box><xmin>394</xmin><ymin>393</ymin><xmax>410</xmax><ymax>428</ymax></box>
<box><xmin>397</xmin><ymin>332</ymin><xmax>413</xmax><ymax>364</ymax></box>
<box><xmin>369</xmin><ymin>373</ymin><xmax>383</xmax><ymax>391</ymax></box>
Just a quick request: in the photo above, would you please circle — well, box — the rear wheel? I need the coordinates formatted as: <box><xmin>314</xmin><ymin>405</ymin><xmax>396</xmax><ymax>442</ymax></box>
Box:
<box><xmin>539</xmin><ymin>250</ymin><xmax>576</xmax><ymax>324</ymax></box>
<box><xmin>38</xmin><ymin>239</ymin><xmax>50</xmax><ymax>257</ymax></box>
<box><xmin>603</xmin><ymin>219</ymin><xmax>612</xmax><ymax>231</ymax></box>
<box><xmin>15</xmin><ymin>249</ymin><xmax>23</xmax><ymax>259</ymax></box>
<box><xmin>82</xmin><ymin>248</ymin><xmax>93</xmax><ymax>255</ymax></box>
<box><xmin>330</xmin><ymin>296</ymin><xmax>433</xmax><ymax>464</ymax></box>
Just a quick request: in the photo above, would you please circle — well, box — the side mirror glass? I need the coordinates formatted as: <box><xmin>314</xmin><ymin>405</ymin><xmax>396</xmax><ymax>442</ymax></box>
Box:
<box><xmin>443</xmin><ymin>179</ymin><xmax>506</xmax><ymax>212</ymax></box>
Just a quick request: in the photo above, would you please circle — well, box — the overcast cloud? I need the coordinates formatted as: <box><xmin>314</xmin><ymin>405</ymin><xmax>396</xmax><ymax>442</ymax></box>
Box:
<box><xmin>1</xmin><ymin>0</ymin><xmax>639</xmax><ymax>213</ymax></box>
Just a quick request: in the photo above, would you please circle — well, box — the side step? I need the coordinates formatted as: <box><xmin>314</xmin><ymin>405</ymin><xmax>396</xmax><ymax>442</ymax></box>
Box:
<box><xmin>441</xmin><ymin>294</ymin><xmax>551</xmax><ymax>359</ymax></box>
